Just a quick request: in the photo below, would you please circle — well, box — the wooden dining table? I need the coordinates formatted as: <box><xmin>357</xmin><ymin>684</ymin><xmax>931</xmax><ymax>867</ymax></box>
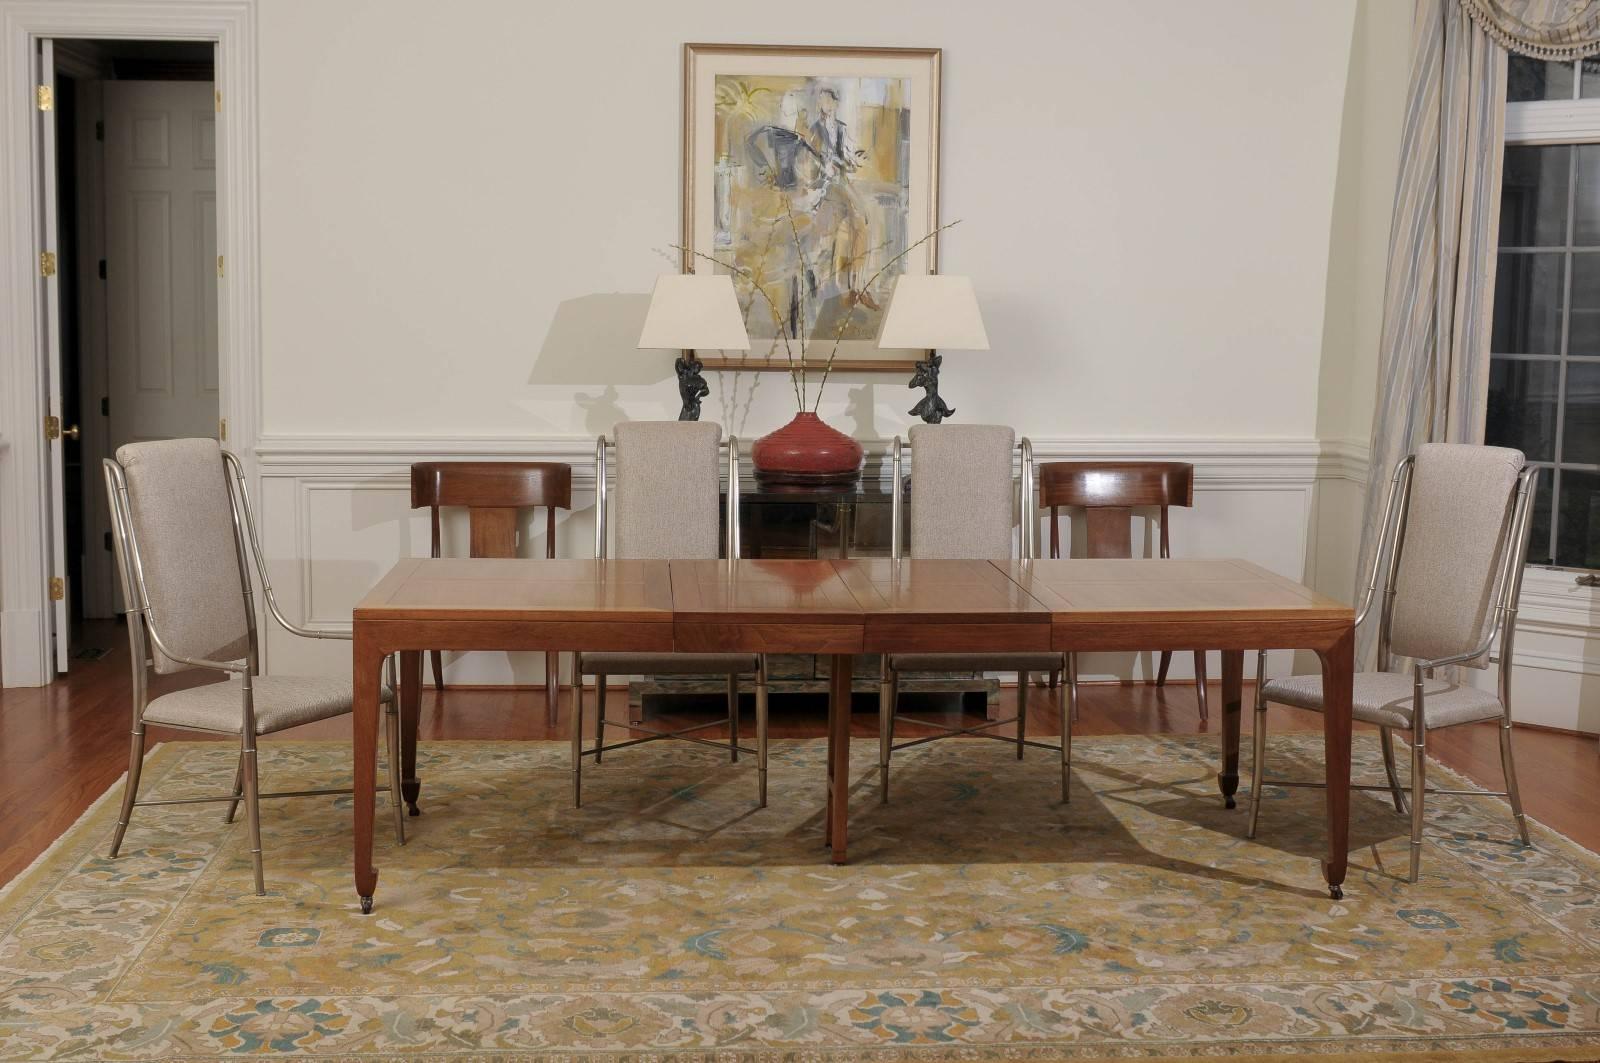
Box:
<box><xmin>350</xmin><ymin>556</ymin><xmax>1354</xmax><ymax>913</ymax></box>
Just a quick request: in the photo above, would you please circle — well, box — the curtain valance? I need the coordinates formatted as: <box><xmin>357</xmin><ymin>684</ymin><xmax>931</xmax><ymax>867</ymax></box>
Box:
<box><xmin>1459</xmin><ymin>0</ymin><xmax>1600</xmax><ymax>59</ymax></box>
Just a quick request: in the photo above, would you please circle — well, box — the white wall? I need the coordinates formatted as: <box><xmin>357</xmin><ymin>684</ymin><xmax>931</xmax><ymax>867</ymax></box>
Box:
<box><xmin>244</xmin><ymin>0</ymin><xmax>1407</xmax><ymax>684</ymax></box>
<box><xmin>256</xmin><ymin>0</ymin><xmax>1358</xmax><ymax>442</ymax></box>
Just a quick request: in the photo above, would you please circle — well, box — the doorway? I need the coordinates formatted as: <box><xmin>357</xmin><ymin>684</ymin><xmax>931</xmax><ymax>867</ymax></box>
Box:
<box><xmin>51</xmin><ymin>39</ymin><xmax>219</xmax><ymax>663</ymax></box>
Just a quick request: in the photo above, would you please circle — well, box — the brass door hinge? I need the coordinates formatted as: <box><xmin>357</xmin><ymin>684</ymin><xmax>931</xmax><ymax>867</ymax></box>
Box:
<box><xmin>218</xmin><ymin>417</ymin><xmax>227</xmax><ymax>441</ymax></box>
<box><xmin>40</xmin><ymin>250</ymin><xmax>56</xmax><ymax>277</ymax></box>
<box><xmin>44</xmin><ymin>414</ymin><xmax>59</xmax><ymax>441</ymax></box>
<box><xmin>49</xmin><ymin>576</ymin><xmax>64</xmax><ymax>601</ymax></box>
<box><xmin>37</xmin><ymin>84</ymin><xmax>53</xmax><ymax>111</ymax></box>
<box><xmin>217</xmin><ymin>255</ymin><xmax>224</xmax><ymax>277</ymax></box>
<box><xmin>214</xmin><ymin>89</ymin><xmax>221</xmax><ymax>113</ymax></box>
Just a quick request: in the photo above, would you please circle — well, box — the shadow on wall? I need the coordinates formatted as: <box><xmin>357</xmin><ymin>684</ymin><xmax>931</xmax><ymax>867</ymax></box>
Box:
<box><xmin>530</xmin><ymin>292</ymin><xmax>664</xmax><ymax>389</ymax></box>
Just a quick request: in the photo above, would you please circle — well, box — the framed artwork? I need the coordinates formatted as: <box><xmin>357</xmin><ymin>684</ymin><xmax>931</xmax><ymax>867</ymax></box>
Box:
<box><xmin>681</xmin><ymin>43</ymin><xmax>942</xmax><ymax>371</ymax></box>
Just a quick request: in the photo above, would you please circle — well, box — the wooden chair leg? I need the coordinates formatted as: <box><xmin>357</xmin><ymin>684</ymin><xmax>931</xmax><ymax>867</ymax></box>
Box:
<box><xmin>1016</xmin><ymin>670</ymin><xmax>1029</xmax><ymax>759</ymax></box>
<box><xmin>544</xmin><ymin>651</ymin><xmax>560</xmax><ymax>729</ymax></box>
<box><xmin>728</xmin><ymin>674</ymin><xmax>740</xmax><ymax>763</ymax></box>
<box><xmin>430</xmin><ymin>650</ymin><xmax>445</xmax><ymax>693</ymax></box>
<box><xmin>879</xmin><ymin>668</ymin><xmax>895</xmax><ymax>804</ymax></box>
<box><xmin>570</xmin><ymin>670</ymin><xmax>585</xmax><ymax>809</ymax></box>
<box><xmin>1247</xmin><ymin>650</ymin><xmax>1268</xmax><ymax>838</ymax></box>
<box><xmin>756</xmin><ymin>657</ymin><xmax>769</xmax><ymax>808</ymax></box>
<box><xmin>1193</xmin><ymin>651</ymin><xmax>1209</xmax><ymax>723</ymax></box>
<box><xmin>1061</xmin><ymin>656</ymin><xmax>1075</xmax><ymax>802</ymax></box>
<box><xmin>385</xmin><ymin>700</ymin><xmax>406</xmax><ymax>845</ymax></box>
<box><xmin>593</xmin><ymin>677</ymin><xmax>608</xmax><ymax>764</ymax></box>
<box><xmin>109</xmin><ymin>726</ymin><xmax>147</xmax><ymax>858</ymax></box>
<box><xmin>1156</xmin><ymin>650</ymin><xmax>1173</xmax><ymax>687</ymax></box>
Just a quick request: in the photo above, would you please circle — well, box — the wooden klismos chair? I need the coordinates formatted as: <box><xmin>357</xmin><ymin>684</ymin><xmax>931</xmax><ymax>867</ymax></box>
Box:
<box><xmin>103</xmin><ymin>438</ymin><xmax>404</xmax><ymax>896</ymax></box>
<box><xmin>878</xmin><ymin>424</ymin><xmax>1072</xmax><ymax>803</ymax></box>
<box><xmin>1038</xmin><ymin>461</ymin><xmax>1209</xmax><ymax>723</ymax></box>
<box><xmin>411</xmin><ymin>461</ymin><xmax>572</xmax><ymax>725</ymax></box>
<box><xmin>1250</xmin><ymin>443</ymin><xmax>1539</xmax><ymax>883</ymax></box>
<box><xmin>572</xmin><ymin>422</ymin><xmax>769</xmax><ymax>807</ymax></box>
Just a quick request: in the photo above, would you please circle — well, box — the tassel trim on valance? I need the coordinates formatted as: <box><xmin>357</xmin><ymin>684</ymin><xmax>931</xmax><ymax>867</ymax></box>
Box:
<box><xmin>1458</xmin><ymin>0</ymin><xmax>1600</xmax><ymax>60</ymax></box>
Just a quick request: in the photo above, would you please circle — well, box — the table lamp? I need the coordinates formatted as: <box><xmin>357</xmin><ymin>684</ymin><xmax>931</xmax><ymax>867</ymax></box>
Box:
<box><xmin>876</xmin><ymin>274</ymin><xmax>990</xmax><ymax>424</ymax></box>
<box><xmin>638</xmin><ymin>274</ymin><xmax>751</xmax><ymax>421</ymax></box>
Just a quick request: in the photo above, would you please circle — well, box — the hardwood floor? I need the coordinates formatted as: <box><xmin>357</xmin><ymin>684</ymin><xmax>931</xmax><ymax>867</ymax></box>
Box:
<box><xmin>2</xmin><ymin>619</ymin><xmax>1593</xmax><ymax>887</ymax></box>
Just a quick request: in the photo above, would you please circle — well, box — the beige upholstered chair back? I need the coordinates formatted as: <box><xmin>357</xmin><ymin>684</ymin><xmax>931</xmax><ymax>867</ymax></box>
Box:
<box><xmin>907</xmin><ymin>424</ymin><xmax>1016</xmax><ymax>559</ymax></box>
<box><xmin>1387</xmin><ymin>443</ymin><xmax>1524</xmax><ymax>667</ymax></box>
<box><xmin>612</xmin><ymin>421</ymin><xmax>723</xmax><ymax>560</ymax></box>
<box><xmin>113</xmin><ymin>438</ymin><xmax>251</xmax><ymax>674</ymax></box>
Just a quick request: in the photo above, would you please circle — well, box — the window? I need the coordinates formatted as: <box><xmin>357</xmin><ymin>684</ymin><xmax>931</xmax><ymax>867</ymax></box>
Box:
<box><xmin>1488</xmin><ymin>55</ymin><xmax>1600</xmax><ymax>568</ymax></box>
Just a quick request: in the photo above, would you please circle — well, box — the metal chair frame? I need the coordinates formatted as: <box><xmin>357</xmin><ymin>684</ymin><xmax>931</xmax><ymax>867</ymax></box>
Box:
<box><xmin>1247</xmin><ymin>455</ymin><xmax>1540</xmax><ymax>883</ymax></box>
<box><xmin>571</xmin><ymin>435</ymin><xmax>769</xmax><ymax>807</ymax></box>
<box><xmin>103</xmin><ymin>448</ymin><xmax>404</xmax><ymax>897</ymax></box>
<box><xmin>878</xmin><ymin>435</ymin><xmax>1074</xmax><ymax>803</ymax></box>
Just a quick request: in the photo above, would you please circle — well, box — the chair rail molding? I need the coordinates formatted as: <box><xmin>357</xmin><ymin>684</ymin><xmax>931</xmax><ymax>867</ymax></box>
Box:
<box><xmin>0</xmin><ymin>0</ymin><xmax>261</xmax><ymax>688</ymax></box>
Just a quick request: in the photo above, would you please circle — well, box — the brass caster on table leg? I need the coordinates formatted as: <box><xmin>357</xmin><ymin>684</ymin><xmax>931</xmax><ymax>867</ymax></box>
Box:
<box><xmin>360</xmin><ymin>895</ymin><xmax>374</xmax><ymax>915</ymax></box>
<box><xmin>1329</xmin><ymin>885</ymin><xmax>1343</xmax><ymax>901</ymax></box>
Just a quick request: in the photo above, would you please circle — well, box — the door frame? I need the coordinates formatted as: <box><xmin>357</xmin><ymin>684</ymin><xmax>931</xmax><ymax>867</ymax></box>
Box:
<box><xmin>0</xmin><ymin>0</ymin><xmax>260</xmax><ymax>686</ymax></box>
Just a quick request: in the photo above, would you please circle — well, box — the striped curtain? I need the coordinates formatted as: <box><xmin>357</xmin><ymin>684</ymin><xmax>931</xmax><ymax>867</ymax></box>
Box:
<box><xmin>1355</xmin><ymin>0</ymin><xmax>1507</xmax><ymax>665</ymax></box>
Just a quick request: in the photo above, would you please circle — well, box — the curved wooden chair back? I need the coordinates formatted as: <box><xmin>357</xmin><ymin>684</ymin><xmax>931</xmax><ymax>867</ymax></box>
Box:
<box><xmin>411</xmin><ymin>462</ymin><xmax>572</xmax><ymax>560</ymax></box>
<box><xmin>410</xmin><ymin>461</ymin><xmax>573</xmax><ymax>711</ymax></box>
<box><xmin>1038</xmin><ymin>462</ymin><xmax>1194</xmax><ymax>560</ymax></box>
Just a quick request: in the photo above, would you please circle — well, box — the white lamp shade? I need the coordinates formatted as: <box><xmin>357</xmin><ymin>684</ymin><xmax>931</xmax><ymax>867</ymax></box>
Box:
<box><xmin>876</xmin><ymin>274</ymin><xmax>990</xmax><ymax>351</ymax></box>
<box><xmin>637</xmin><ymin>274</ymin><xmax>750</xmax><ymax>351</ymax></box>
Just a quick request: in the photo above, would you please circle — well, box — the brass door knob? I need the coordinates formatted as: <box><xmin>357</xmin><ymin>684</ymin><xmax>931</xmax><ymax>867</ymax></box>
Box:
<box><xmin>61</xmin><ymin>424</ymin><xmax>80</xmax><ymax>441</ymax></box>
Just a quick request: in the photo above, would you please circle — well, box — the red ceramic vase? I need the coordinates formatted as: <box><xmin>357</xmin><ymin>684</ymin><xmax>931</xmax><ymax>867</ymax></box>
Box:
<box><xmin>751</xmin><ymin>412</ymin><xmax>864</xmax><ymax>486</ymax></box>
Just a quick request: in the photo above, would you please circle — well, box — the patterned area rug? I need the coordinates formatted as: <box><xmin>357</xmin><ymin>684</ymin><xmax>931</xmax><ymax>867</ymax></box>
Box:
<box><xmin>2</xmin><ymin>733</ymin><xmax>1599</xmax><ymax>1060</ymax></box>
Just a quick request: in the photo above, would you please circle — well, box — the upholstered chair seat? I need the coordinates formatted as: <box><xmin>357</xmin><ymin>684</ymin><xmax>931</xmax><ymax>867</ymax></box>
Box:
<box><xmin>1261</xmin><ymin>672</ymin><xmax>1503</xmax><ymax>731</ymax></box>
<box><xmin>142</xmin><ymin>676</ymin><xmax>395</xmax><ymax>735</ymax></box>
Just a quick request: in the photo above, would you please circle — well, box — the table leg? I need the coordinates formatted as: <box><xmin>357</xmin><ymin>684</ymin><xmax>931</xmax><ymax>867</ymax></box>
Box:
<box><xmin>828</xmin><ymin>654</ymin><xmax>853</xmax><ymax>864</ymax></box>
<box><xmin>399</xmin><ymin>651</ymin><xmax>422</xmax><ymax>816</ymax></box>
<box><xmin>353</xmin><ymin>632</ymin><xmax>384</xmax><ymax>914</ymax></box>
<box><xmin>1318</xmin><ymin>627</ymin><xmax>1354</xmax><ymax>899</ymax></box>
<box><xmin>1217</xmin><ymin>650</ymin><xmax>1242</xmax><ymax>809</ymax></box>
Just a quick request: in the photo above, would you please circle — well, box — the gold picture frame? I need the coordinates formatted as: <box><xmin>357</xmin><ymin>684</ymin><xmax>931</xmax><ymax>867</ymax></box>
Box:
<box><xmin>681</xmin><ymin>43</ymin><xmax>942</xmax><ymax>372</ymax></box>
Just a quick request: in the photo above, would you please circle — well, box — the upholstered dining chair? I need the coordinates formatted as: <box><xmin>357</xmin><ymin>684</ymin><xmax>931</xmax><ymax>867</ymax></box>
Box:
<box><xmin>103</xmin><ymin>438</ymin><xmax>404</xmax><ymax>896</ymax></box>
<box><xmin>411</xmin><ymin>461</ymin><xmax>572</xmax><ymax>724</ymax></box>
<box><xmin>1038</xmin><ymin>461</ymin><xmax>1208</xmax><ymax>723</ymax></box>
<box><xmin>1248</xmin><ymin>443</ymin><xmax>1539</xmax><ymax>883</ymax></box>
<box><xmin>877</xmin><ymin>424</ymin><xmax>1072</xmax><ymax>803</ymax></box>
<box><xmin>572</xmin><ymin>421</ymin><xmax>769</xmax><ymax>807</ymax></box>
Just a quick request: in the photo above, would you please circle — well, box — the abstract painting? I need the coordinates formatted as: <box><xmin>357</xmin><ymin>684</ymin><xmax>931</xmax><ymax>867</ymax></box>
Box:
<box><xmin>682</xmin><ymin>45</ymin><xmax>941</xmax><ymax>369</ymax></box>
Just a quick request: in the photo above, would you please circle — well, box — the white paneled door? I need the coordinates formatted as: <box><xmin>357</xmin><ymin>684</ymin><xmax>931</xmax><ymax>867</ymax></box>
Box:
<box><xmin>34</xmin><ymin>40</ymin><xmax>68</xmax><ymax>673</ymax></box>
<box><xmin>104</xmin><ymin>79</ymin><xmax>219</xmax><ymax>453</ymax></box>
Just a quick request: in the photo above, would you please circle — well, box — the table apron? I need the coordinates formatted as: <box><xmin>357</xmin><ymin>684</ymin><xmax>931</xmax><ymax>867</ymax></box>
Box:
<box><xmin>1053</xmin><ymin>618</ymin><xmax>1353</xmax><ymax>653</ymax></box>
<box><xmin>673</xmin><ymin>621</ymin><xmax>864</xmax><ymax>654</ymax></box>
<box><xmin>352</xmin><ymin>618</ymin><xmax>674</xmax><ymax>654</ymax></box>
<box><xmin>864</xmin><ymin>620</ymin><xmax>1052</xmax><ymax>654</ymax></box>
